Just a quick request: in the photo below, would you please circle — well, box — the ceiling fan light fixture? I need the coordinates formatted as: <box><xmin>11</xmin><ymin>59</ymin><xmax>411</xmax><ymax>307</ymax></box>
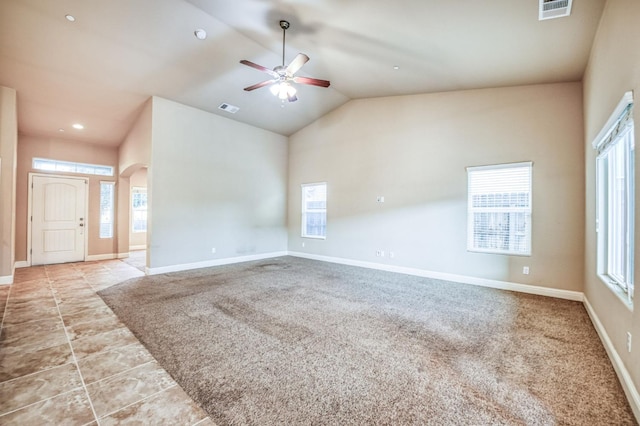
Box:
<box><xmin>194</xmin><ymin>29</ymin><xmax>207</xmax><ymax>40</ymax></box>
<box><xmin>271</xmin><ymin>82</ymin><xmax>296</xmax><ymax>100</ymax></box>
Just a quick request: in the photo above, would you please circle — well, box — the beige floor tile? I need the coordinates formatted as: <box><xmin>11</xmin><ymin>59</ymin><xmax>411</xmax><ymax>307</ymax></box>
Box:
<box><xmin>0</xmin><ymin>363</ymin><xmax>82</xmax><ymax>415</ymax></box>
<box><xmin>0</xmin><ymin>256</ymin><xmax>208</xmax><ymax>424</ymax></box>
<box><xmin>13</xmin><ymin>267</ymin><xmax>47</xmax><ymax>282</ymax></box>
<box><xmin>86</xmin><ymin>361</ymin><xmax>176</xmax><ymax>417</ymax></box>
<box><xmin>61</xmin><ymin>306</ymin><xmax>117</xmax><ymax>327</ymax></box>
<box><xmin>2</xmin><ymin>304</ymin><xmax>60</xmax><ymax>327</ymax></box>
<box><xmin>66</xmin><ymin>315</ymin><xmax>124</xmax><ymax>341</ymax></box>
<box><xmin>72</xmin><ymin>327</ymin><xmax>140</xmax><ymax>359</ymax></box>
<box><xmin>0</xmin><ymin>342</ymin><xmax>73</xmax><ymax>383</ymax></box>
<box><xmin>0</xmin><ymin>319</ymin><xmax>67</xmax><ymax>354</ymax></box>
<box><xmin>0</xmin><ymin>388</ymin><xmax>95</xmax><ymax>425</ymax></box>
<box><xmin>99</xmin><ymin>384</ymin><xmax>208</xmax><ymax>425</ymax></box>
<box><xmin>78</xmin><ymin>343</ymin><xmax>155</xmax><ymax>385</ymax></box>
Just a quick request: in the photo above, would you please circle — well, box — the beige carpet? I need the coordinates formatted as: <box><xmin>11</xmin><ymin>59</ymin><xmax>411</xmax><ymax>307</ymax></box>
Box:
<box><xmin>98</xmin><ymin>257</ymin><xmax>637</xmax><ymax>425</ymax></box>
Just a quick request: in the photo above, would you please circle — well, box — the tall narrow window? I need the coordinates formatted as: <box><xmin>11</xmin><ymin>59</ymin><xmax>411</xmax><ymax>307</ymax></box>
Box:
<box><xmin>467</xmin><ymin>162</ymin><xmax>532</xmax><ymax>255</ymax></box>
<box><xmin>100</xmin><ymin>182</ymin><xmax>115</xmax><ymax>239</ymax></box>
<box><xmin>131</xmin><ymin>187</ymin><xmax>148</xmax><ymax>233</ymax></box>
<box><xmin>594</xmin><ymin>92</ymin><xmax>634</xmax><ymax>305</ymax></box>
<box><xmin>302</xmin><ymin>183</ymin><xmax>327</xmax><ymax>239</ymax></box>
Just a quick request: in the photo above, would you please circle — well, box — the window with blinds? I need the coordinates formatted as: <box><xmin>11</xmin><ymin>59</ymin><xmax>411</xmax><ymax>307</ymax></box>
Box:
<box><xmin>467</xmin><ymin>162</ymin><xmax>532</xmax><ymax>255</ymax></box>
<box><xmin>594</xmin><ymin>91</ymin><xmax>634</xmax><ymax>305</ymax></box>
<box><xmin>301</xmin><ymin>183</ymin><xmax>327</xmax><ymax>239</ymax></box>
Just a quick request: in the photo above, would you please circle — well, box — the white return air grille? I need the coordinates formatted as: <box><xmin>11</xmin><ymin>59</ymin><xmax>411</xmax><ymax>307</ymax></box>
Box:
<box><xmin>539</xmin><ymin>0</ymin><xmax>573</xmax><ymax>20</ymax></box>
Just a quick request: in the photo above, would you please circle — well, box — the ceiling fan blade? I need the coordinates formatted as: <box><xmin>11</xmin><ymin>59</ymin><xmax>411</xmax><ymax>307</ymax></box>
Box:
<box><xmin>286</xmin><ymin>53</ymin><xmax>309</xmax><ymax>75</ymax></box>
<box><xmin>243</xmin><ymin>79</ymin><xmax>278</xmax><ymax>91</ymax></box>
<box><xmin>293</xmin><ymin>76</ymin><xmax>331</xmax><ymax>88</ymax></box>
<box><xmin>240</xmin><ymin>60</ymin><xmax>279</xmax><ymax>78</ymax></box>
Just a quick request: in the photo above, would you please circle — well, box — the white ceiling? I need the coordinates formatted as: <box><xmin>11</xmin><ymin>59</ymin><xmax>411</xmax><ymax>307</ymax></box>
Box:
<box><xmin>0</xmin><ymin>0</ymin><xmax>606</xmax><ymax>147</ymax></box>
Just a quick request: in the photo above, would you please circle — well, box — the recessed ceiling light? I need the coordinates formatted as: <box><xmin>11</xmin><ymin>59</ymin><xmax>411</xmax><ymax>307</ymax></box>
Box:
<box><xmin>58</xmin><ymin>128</ymin><xmax>65</xmax><ymax>132</ymax></box>
<box><xmin>65</xmin><ymin>14</ymin><xmax>76</xmax><ymax>22</ymax></box>
<box><xmin>194</xmin><ymin>29</ymin><xmax>207</xmax><ymax>40</ymax></box>
<box><xmin>393</xmin><ymin>65</ymin><xmax>400</xmax><ymax>70</ymax></box>
<box><xmin>72</xmin><ymin>123</ymin><xmax>84</xmax><ymax>130</ymax></box>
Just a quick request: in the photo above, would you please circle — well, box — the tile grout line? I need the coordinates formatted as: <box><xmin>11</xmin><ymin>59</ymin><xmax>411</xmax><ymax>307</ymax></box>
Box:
<box><xmin>46</xmin><ymin>264</ymin><xmax>102</xmax><ymax>426</ymax></box>
<box><xmin>83</xmin><ymin>359</ymin><xmax>156</xmax><ymax>387</ymax></box>
<box><xmin>97</xmin><ymin>383</ymin><xmax>179</xmax><ymax>419</ymax></box>
<box><xmin>0</xmin><ymin>386</ymin><xmax>86</xmax><ymax>419</ymax></box>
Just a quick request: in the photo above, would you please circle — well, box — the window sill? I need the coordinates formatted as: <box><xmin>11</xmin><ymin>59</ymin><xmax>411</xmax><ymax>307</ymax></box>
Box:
<box><xmin>302</xmin><ymin>236</ymin><xmax>326</xmax><ymax>240</ymax></box>
<box><xmin>598</xmin><ymin>275</ymin><xmax>633</xmax><ymax>311</ymax></box>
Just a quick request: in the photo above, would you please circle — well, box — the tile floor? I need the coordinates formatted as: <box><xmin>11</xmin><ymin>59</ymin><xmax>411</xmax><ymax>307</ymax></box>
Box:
<box><xmin>0</xmin><ymin>258</ymin><xmax>215</xmax><ymax>425</ymax></box>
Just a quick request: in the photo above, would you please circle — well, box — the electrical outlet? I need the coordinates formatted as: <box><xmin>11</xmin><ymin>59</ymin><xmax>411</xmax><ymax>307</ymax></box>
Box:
<box><xmin>301</xmin><ymin>242</ymin><xmax>305</xmax><ymax>248</ymax></box>
<box><xmin>376</xmin><ymin>250</ymin><xmax>385</xmax><ymax>257</ymax></box>
<box><xmin>377</xmin><ymin>196</ymin><xmax>385</xmax><ymax>203</ymax></box>
<box><xmin>389</xmin><ymin>251</ymin><xmax>395</xmax><ymax>259</ymax></box>
<box><xmin>627</xmin><ymin>332</ymin><xmax>632</xmax><ymax>353</ymax></box>
<box><xmin>211</xmin><ymin>248</ymin><xmax>216</xmax><ymax>254</ymax></box>
<box><xmin>523</xmin><ymin>266</ymin><xmax>530</xmax><ymax>275</ymax></box>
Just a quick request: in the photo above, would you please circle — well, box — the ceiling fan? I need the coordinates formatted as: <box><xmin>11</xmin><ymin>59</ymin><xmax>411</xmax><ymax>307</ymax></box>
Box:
<box><xmin>240</xmin><ymin>20</ymin><xmax>330</xmax><ymax>103</ymax></box>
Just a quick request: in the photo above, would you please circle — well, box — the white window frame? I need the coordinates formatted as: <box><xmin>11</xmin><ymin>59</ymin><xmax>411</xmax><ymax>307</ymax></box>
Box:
<box><xmin>131</xmin><ymin>186</ymin><xmax>148</xmax><ymax>233</ymax></box>
<box><xmin>99</xmin><ymin>181</ymin><xmax>115</xmax><ymax>239</ymax></box>
<box><xmin>467</xmin><ymin>162</ymin><xmax>533</xmax><ymax>256</ymax></box>
<box><xmin>33</xmin><ymin>157</ymin><xmax>114</xmax><ymax>176</ymax></box>
<box><xmin>593</xmin><ymin>91</ymin><xmax>635</xmax><ymax>307</ymax></box>
<box><xmin>301</xmin><ymin>182</ymin><xmax>327</xmax><ymax>239</ymax></box>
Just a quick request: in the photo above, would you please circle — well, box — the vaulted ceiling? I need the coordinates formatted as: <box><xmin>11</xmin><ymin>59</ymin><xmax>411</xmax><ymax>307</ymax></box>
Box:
<box><xmin>0</xmin><ymin>0</ymin><xmax>606</xmax><ymax>147</ymax></box>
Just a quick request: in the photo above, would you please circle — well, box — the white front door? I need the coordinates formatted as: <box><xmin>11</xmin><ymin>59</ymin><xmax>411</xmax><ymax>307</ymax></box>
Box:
<box><xmin>31</xmin><ymin>175</ymin><xmax>87</xmax><ymax>265</ymax></box>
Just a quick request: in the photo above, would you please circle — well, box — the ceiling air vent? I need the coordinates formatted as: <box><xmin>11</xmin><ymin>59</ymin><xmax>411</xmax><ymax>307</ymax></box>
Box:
<box><xmin>539</xmin><ymin>0</ymin><xmax>573</xmax><ymax>20</ymax></box>
<box><xmin>218</xmin><ymin>103</ymin><xmax>239</xmax><ymax>114</ymax></box>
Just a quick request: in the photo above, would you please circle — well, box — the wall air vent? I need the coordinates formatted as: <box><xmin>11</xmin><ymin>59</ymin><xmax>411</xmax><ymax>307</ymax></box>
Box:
<box><xmin>218</xmin><ymin>103</ymin><xmax>239</xmax><ymax>114</ymax></box>
<box><xmin>539</xmin><ymin>0</ymin><xmax>573</xmax><ymax>20</ymax></box>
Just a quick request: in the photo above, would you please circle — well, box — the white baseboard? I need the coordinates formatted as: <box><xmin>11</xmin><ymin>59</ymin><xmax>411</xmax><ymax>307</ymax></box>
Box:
<box><xmin>117</xmin><ymin>252</ymin><xmax>129</xmax><ymax>259</ymax></box>
<box><xmin>287</xmin><ymin>252</ymin><xmax>584</xmax><ymax>302</ymax></box>
<box><xmin>584</xmin><ymin>297</ymin><xmax>640</xmax><ymax>420</ymax></box>
<box><xmin>0</xmin><ymin>275</ymin><xmax>13</xmax><ymax>285</ymax></box>
<box><xmin>129</xmin><ymin>245</ymin><xmax>146</xmax><ymax>251</ymax></box>
<box><xmin>14</xmin><ymin>261</ymin><xmax>29</xmax><ymax>269</ymax></box>
<box><xmin>146</xmin><ymin>251</ymin><xmax>289</xmax><ymax>275</ymax></box>
<box><xmin>86</xmin><ymin>253</ymin><xmax>117</xmax><ymax>261</ymax></box>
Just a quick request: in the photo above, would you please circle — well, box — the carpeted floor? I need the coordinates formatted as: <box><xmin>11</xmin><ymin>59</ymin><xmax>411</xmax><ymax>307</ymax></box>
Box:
<box><xmin>98</xmin><ymin>257</ymin><xmax>637</xmax><ymax>425</ymax></box>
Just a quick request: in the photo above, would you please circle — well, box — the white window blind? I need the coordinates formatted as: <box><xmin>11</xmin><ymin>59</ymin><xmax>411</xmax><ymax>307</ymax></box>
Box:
<box><xmin>467</xmin><ymin>162</ymin><xmax>532</xmax><ymax>255</ymax></box>
<box><xmin>594</xmin><ymin>91</ymin><xmax>634</xmax><ymax>305</ymax></box>
<box><xmin>302</xmin><ymin>183</ymin><xmax>327</xmax><ymax>239</ymax></box>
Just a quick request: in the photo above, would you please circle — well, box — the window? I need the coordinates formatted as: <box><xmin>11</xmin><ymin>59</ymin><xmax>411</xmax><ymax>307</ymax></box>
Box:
<box><xmin>594</xmin><ymin>92</ymin><xmax>634</xmax><ymax>305</ymax></box>
<box><xmin>33</xmin><ymin>158</ymin><xmax>114</xmax><ymax>176</ymax></box>
<box><xmin>100</xmin><ymin>182</ymin><xmax>115</xmax><ymax>238</ymax></box>
<box><xmin>302</xmin><ymin>183</ymin><xmax>327</xmax><ymax>239</ymax></box>
<box><xmin>131</xmin><ymin>187</ymin><xmax>148</xmax><ymax>233</ymax></box>
<box><xmin>467</xmin><ymin>162</ymin><xmax>532</xmax><ymax>255</ymax></box>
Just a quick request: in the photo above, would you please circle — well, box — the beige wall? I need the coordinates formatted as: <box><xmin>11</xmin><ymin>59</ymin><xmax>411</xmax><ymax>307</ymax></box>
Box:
<box><xmin>119</xmin><ymin>97</ymin><xmax>151</xmax><ymax>177</ymax></box>
<box><xmin>0</xmin><ymin>86</ymin><xmax>17</xmax><ymax>282</ymax></box>
<box><xmin>148</xmin><ymin>97</ymin><xmax>288</xmax><ymax>269</ymax></box>
<box><xmin>583</xmin><ymin>0</ymin><xmax>640</xmax><ymax>409</ymax></box>
<box><xmin>289</xmin><ymin>82</ymin><xmax>585</xmax><ymax>291</ymax></box>
<box><xmin>117</xmin><ymin>101</ymin><xmax>152</xmax><ymax>257</ymax></box>
<box><xmin>15</xmin><ymin>136</ymin><xmax>119</xmax><ymax>261</ymax></box>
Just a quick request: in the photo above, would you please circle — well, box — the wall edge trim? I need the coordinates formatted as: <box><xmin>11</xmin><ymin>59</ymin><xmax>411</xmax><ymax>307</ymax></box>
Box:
<box><xmin>287</xmin><ymin>251</ymin><xmax>584</xmax><ymax>301</ymax></box>
<box><xmin>146</xmin><ymin>251</ymin><xmax>289</xmax><ymax>275</ymax></box>
<box><xmin>583</xmin><ymin>296</ymin><xmax>640</xmax><ymax>421</ymax></box>
<box><xmin>0</xmin><ymin>275</ymin><xmax>12</xmax><ymax>285</ymax></box>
